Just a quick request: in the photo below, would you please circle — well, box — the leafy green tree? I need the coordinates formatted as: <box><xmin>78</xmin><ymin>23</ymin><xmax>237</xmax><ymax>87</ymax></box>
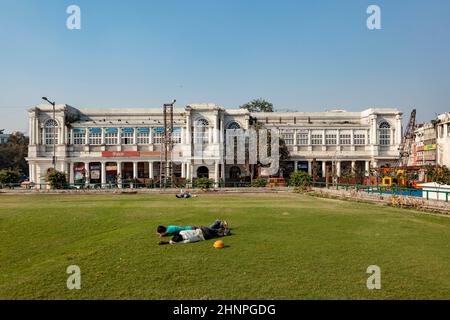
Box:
<box><xmin>425</xmin><ymin>165</ymin><xmax>450</xmax><ymax>184</ymax></box>
<box><xmin>0</xmin><ymin>169</ymin><xmax>20</xmax><ymax>184</ymax></box>
<box><xmin>0</xmin><ymin>132</ymin><xmax>29</xmax><ymax>176</ymax></box>
<box><xmin>45</xmin><ymin>169</ymin><xmax>67</xmax><ymax>189</ymax></box>
<box><xmin>289</xmin><ymin>171</ymin><xmax>312</xmax><ymax>191</ymax></box>
<box><xmin>239</xmin><ymin>99</ymin><xmax>274</xmax><ymax>113</ymax></box>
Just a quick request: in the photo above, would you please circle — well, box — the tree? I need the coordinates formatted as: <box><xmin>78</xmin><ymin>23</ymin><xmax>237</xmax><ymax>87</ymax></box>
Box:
<box><xmin>0</xmin><ymin>169</ymin><xmax>20</xmax><ymax>185</ymax></box>
<box><xmin>239</xmin><ymin>99</ymin><xmax>290</xmax><ymax>180</ymax></box>
<box><xmin>0</xmin><ymin>132</ymin><xmax>29</xmax><ymax>177</ymax></box>
<box><xmin>289</xmin><ymin>171</ymin><xmax>312</xmax><ymax>191</ymax></box>
<box><xmin>425</xmin><ymin>165</ymin><xmax>450</xmax><ymax>185</ymax></box>
<box><xmin>45</xmin><ymin>169</ymin><xmax>67</xmax><ymax>189</ymax></box>
<box><xmin>239</xmin><ymin>99</ymin><xmax>274</xmax><ymax>113</ymax></box>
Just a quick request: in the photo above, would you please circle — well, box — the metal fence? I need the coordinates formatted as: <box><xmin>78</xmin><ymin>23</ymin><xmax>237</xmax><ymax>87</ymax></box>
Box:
<box><xmin>311</xmin><ymin>181</ymin><xmax>449</xmax><ymax>203</ymax></box>
<box><xmin>2</xmin><ymin>181</ymin><xmax>449</xmax><ymax>203</ymax></box>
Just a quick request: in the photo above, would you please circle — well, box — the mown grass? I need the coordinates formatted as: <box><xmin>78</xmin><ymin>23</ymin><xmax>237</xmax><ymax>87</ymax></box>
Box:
<box><xmin>0</xmin><ymin>192</ymin><xmax>449</xmax><ymax>299</ymax></box>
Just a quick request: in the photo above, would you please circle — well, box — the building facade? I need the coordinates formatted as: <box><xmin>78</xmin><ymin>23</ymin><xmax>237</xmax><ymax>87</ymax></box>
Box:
<box><xmin>436</xmin><ymin>112</ymin><xmax>450</xmax><ymax>167</ymax></box>
<box><xmin>0</xmin><ymin>129</ymin><xmax>10</xmax><ymax>144</ymax></box>
<box><xmin>26</xmin><ymin>103</ymin><xmax>402</xmax><ymax>186</ymax></box>
<box><xmin>411</xmin><ymin>122</ymin><xmax>437</xmax><ymax>166</ymax></box>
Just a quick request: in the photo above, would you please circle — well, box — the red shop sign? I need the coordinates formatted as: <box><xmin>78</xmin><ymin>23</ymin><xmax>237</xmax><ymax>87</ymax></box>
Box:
<box><xmin>102</xmin><ymin>151</ymin><xmax>140</xmax><ymax>157</ymax></box>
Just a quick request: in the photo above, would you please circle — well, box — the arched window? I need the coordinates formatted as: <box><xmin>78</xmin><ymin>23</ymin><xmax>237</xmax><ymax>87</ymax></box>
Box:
<box><xmin>378</xmin><ymin>122</ymin><xmax>391</xmax><ymax>145</ymax></box>
<box><xmin>197</xmin><ymin>166</ymin><xmax>209</xmax><ymax>178</ymax></box>
<box><xmin>44</xmin><ymin>119</ymin><xmax>58</xmax><ymax>145</ymax></box>
<box><xmin>194</xmin><ymin>118</ymin><xmax>209</xmax><ymax>145</ymax></box>
<box><xmin>227</xmin><ymin>121</ymin><xmax>241</xmax><ymax>130</ymax></box>
<box><xmin>229</xmin><ymin>166</ymin><xmax>241</xmax><ymax>180</ymax></box>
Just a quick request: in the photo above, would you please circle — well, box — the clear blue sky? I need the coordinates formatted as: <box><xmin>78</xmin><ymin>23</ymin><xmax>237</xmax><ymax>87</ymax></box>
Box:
<box><xmin>1</xmin><ymin>0</ymin><xmax>449</xmax><ymax>133</ymax></box>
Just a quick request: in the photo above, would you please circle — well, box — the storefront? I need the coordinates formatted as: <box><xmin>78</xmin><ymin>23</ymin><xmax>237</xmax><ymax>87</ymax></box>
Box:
<box><xmin>89</xmin><ymin>163</ymin><xmax>101</xmax><ymax>184</ymax></box>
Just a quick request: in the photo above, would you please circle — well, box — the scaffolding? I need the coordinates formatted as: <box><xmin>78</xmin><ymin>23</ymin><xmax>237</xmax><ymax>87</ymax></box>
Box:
<box><xmin>159</xmin><ymin>100</ymin><xmax>176</xmax><ymax>188</ymax></box>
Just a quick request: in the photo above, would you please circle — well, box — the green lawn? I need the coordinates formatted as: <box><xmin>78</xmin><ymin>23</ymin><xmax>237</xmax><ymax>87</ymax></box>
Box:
<box><xmin>0</xmin><ymin>192</ymin><xmax>449</xmax><ymax>300</ymax></box>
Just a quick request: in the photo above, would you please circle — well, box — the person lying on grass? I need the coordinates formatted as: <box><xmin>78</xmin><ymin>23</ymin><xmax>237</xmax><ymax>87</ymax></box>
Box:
<box><xmin>158</xmin><ymin>219</ymin><xmax>229</xmax><ymax>245</ymax></box>
<box><xmin>176</xmin><ymin>189</ymin><xmax>192</xmax><ymax>199</ymax></box>
<box><xmin>156</xmin><ymin>224</ymin><xmax>195</xmax><ymax>237</ymax></box>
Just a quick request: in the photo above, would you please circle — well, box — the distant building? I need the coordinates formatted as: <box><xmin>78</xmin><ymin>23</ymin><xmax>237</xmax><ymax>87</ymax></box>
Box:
<box><xmin>409</xmin><ymin>112</ymin><xmax>450</xmax><ymax>168</ymax></box>
<box><xmin>411</xmin><ymin>122</ymin><xmax>437</xmax><ymax>166</ymax></box>
<box><xmin>0</xmin><ymin>129</ymin><xmax>10</xmax><ymax>144</ymax></box>
<box><xmin>436</xmin><ymin>112</ymin><xmax>450</xmax><ymax>167</ymax></box>
<box><xmin>26</xmin><ymin>103</ymin><xmax>403</xmax><ymax>186</ymax></box>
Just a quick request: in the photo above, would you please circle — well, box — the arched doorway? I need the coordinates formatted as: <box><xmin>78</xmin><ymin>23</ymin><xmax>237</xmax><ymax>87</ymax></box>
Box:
<box><xmin>229</xmin><ymin>166</ymin><xmax>241</xmax><ymax>180</ymax></box>
<box><xmin>197</xmin><ymin>166</ymin><xmax>209</xmax><ymax>178</ymax></box>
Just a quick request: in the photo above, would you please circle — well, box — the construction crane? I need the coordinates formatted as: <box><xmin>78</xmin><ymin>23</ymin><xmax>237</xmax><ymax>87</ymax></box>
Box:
<box><xmin>380</xmin><ymin>109</ymin><xmax>417</xmax><ymax>187</ymax></box>
<box><xmin>397</xmin><ymin>109</ymin><xmax>416</xmax><ymax>168</ymax></box>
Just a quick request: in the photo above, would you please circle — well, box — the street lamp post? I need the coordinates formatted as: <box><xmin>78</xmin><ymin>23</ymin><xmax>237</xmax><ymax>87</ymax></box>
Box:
<box><xmin>42</xmin><ymin>97</ymin><xmax>56</xmax><ymax>169</ymax></box>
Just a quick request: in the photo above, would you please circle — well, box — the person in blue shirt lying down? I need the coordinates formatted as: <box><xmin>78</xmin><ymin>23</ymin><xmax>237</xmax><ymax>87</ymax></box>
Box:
<box><xmin>156</xmin><ymin>220</ymin><xmax>229</xmax><ymax>238</ymax></box>
<box><xmin>156</xmin><ymin>225</ymin><xmax>194</xmax><ymax>237</ymax></box>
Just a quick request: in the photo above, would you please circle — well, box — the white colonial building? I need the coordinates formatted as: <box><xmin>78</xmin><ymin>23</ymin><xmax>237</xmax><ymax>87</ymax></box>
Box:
<box><xmin>436</xmin><ymin>112</ymin><xmax>450</xmax><ymax>168</ymax></box>
<box><xmin>26</xmin><ymin>103</ymin><xmax>402</xmax><ymax>186</ymax></box>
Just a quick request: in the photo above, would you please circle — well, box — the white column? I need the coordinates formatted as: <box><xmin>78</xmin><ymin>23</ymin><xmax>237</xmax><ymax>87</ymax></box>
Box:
<box><xmin>396</xmin><ymin>115</ymin><xmax>402</xmax><ymax>145</ymax></box>
<box><xmin>209</xmin><ymin>127</ymin><xmax>213</xmax><ymax>144</ymax></box>
<box><xmin>322</xmin><ymin>161</ymin><xmax>326</xmax><ymax>178</ymax></box>
<box><xmin>70</xmin><ymin>128</ymin><xmax>74</xmax><ymax>145</ymax></box>
<box><xmin>350</xmin><ymin>130</ymin><xmax>354</xmax><ymax>145</ymax></box>
<box><xmin>220</xmin><ymin>119</ymin><xmax>224</xmax><ymax>144</ymax></box>
<box><xmin>149</xmin><ymin>128</ymin><xmax>154</xmax><ymax>145</ymax></box>
<box><xmin>181</xmin><ymin>162</ymin><xmax>185</xmax><ymax>178</ymax></box>
<box><xmin>29</xmin><ymin>163</ymin><xmax>34</xmax><ymax>183</ymax></box>
<box><xmin>214</xmin><ymin>161</ymin><xmax>220</xmax><ymax>186</ymax></box>
<box><xmin>101</xmin><ymin>128</ymin><xmax>105</xmax><ymax>145</ymax></box>
<box><xmin>181</xmin><ymin>128</ymin><xmax>186</xmax><ymax>144</ymax></box>
<box><xmin>101</xmin><ymin>162</ymin><xmax>106</xmax><ymax>185</ymax></box>
<box><xmin>185</xmin><ymin>114</ymin><xmax>191</xmax><ymax>144</ymax></box>
<box><xmin>63</xmin><ymin>124</ymin><xmax>67</xmax><ymax>145</ymax></box>
<box><xmin>69</xmin><ymin>162</ymin><xmax>74</xmax><ymax>184</ymax></box>
<box><xmin>84</xmin><ymin>162</ymin><xmax>90</xmax><ymax>186</ymax></box>
<box><xmin>149</xmin><ymin>161</ymin><xmax>154</xmax><ymax>179</ymax></box>
<box><xmin>322</xmin><ymin>130</ymin><xmax>326</xmax><ymax>145</ymax></box>
<box><xmin>366</xmin><ymin>129</ymin><xmax>370</xmax><ymax>145</ymax></box>
<box><xmin>133</xmin><ymin>162</ymin><xmax>138</xmax><ymax>179</ymax></box>
<box><xmin>308</xmin><ymin>160</ymin><xmax>312</xmax><ymax>175</ymax></box>
<box><xmin>60</xmin><ymin>162</ymin><xmax>67</xmax><ymax>175</ymax></box>
<box><xmin>351</xmin><ymin>161</ymin><xmax>356</xmax><ymax>173</ymax></box>
<box><xmin>28</xmin><ymin>117</ymin><xmax>33</xmax><ymax>145</ymax></box>
<box><xmin>365</xmin><ymin>161</ymin><xmax>370</xmax><ymax>176</ymax></box>
<box><xmin>117</xmin><ymin>162</ymin><xmax>122</xmax><ymax>188</ymax></box>
<box><xmin>35</xmin><ymin>118</ymin><xmax>40</xmax><ymax>145</ymax></box>
<box><xmin>336</xmin><ymin>161</ymin><xmax>341</xmax><ymax>177</ymax></box>
<box><xmin>213</xmin><ymin>114</ymin><xmax>219</xmax><ymax>144</ymax></box>
<box><xmin>186</xmin><ymin>163</ymin><xmax>191</xmax><ymax>179</ymax></box>
<box><xmin>85</xmin><ymin>129</ymin><xmax>89</xmax><ymax>145</ymax></box>
<box><xmin>293</xmin><ymin>130</ymin><xmax>297</xmax><ymax>146</ymax></box>
<box><xmin>294</xmin><ymin>161</ymin><xmax>298</xmax><ymax>172</ymax></box>
<box><xmin>371</xmin><ymin>117</ymin><xmax>377</xmax><ymax>144</ymax></box>
<box><xmin>308</xmin><ymin>130</ymin><xmax>311</xmax><ymax>145</ymax></box>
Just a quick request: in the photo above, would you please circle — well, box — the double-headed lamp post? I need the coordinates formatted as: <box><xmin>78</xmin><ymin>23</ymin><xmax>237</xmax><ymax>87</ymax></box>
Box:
<box><xmin>42</xmin><ymin>97</ymin><xmax>56</xmax><ymax>169</ymax></box>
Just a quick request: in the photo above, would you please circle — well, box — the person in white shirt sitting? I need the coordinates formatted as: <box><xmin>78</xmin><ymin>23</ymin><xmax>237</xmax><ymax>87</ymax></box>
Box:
<box><xmin>159</xmin><ymin>219</ymin><xmax>229</xmax><ymax>245</ymax></box>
